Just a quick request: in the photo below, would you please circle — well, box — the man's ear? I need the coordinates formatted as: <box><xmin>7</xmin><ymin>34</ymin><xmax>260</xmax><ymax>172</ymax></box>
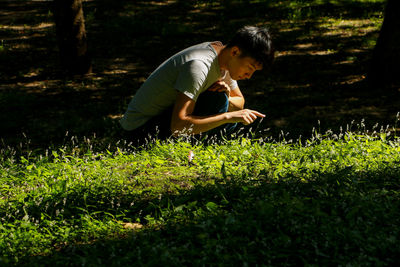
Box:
<box><xmin>230</xmin><ymin>46</ymin><xmax>241</xmax><ymax>57</ymax></box>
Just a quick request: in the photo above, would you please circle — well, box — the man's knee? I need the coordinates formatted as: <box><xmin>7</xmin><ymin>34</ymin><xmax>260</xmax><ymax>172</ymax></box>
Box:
<box><xmin>194</xmin><ymin>91</ymin><xmax>229</xmax><ymax>115</ymax></box>
<box><xmin>212</xmin><ymin>91</ymin><xmax>229</xmax><ymax>108</ymax></box>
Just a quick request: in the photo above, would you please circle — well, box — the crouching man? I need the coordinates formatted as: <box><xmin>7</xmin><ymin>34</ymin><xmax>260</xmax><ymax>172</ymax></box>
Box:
<box><xmin>120</xmin><ymin>25</ymin><xmax>274</xmax><ymax>143</ymax></box>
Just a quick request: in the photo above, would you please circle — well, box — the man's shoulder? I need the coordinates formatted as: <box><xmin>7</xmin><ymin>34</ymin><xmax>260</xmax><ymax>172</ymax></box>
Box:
<box><xmin>180</xmin><ymin>41</ymin><xmax>213</xmax><ymax>53</ymax></box>
<box><xmin>171</xmin><ymin>42</ymin><xmax>217</xmax><ymax>73</ymax></box>
<box><xmin>174</xmin><ymin>42</ymin><xmax>216</xmax><ymax>61</ymax></box>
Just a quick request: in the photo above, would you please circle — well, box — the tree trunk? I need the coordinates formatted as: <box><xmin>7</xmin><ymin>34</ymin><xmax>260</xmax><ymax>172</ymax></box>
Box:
<box><xmin>368</xmin><ymin>0</ymin><xmax>400</xmax><ymax>90</ymax></box>
<box><xmin>53</xmin><ymin>0</ymin><xmax>92</xmax><ymax>75</ymax></box>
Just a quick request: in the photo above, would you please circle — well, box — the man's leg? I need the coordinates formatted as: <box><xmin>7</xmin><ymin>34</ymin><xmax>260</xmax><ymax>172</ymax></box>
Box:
<box><xmin>193</xmin><ymin>91</ymin><xmax>237</xmax><ymax>136</ymax></box>
<box><xmin>122</xmin><ymin>107</ymin><xmax>173</xmax><ymax>146</ymax></box>
<box><xmin>123</xmin><ymin>91</ymin><xmax>236</xmax><ymax>145</ymax></box>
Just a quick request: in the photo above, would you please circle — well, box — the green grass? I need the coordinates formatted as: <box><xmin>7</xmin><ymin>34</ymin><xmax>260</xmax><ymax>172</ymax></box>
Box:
<box><xmin>1</xmin><ymin>128</ymin><xmax>400</xmax><ymax>266</ymax></box>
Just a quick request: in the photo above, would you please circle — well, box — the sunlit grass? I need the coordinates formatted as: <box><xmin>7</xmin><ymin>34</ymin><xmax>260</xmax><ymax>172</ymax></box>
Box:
<box><xmin>1</xmin><ymin>121</ymin><xmax>400</xmax><ymax>265</ymax></box>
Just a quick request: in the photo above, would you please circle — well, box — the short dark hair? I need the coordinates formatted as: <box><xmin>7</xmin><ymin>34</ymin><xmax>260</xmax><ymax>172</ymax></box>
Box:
<box><xmin>226</xmin><ymin>26</ymin><xmax>275</xmax><ymax>71</ymax></box>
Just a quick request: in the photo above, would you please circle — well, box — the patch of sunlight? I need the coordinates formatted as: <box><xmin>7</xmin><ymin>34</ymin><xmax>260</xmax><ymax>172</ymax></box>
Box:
<box><xmin>279</xmin><ymin>27</ymin><xmax>302</xmax><ymax>33</ymax></box>
<box><xmin>19</xmin><ymin>82</ymin><xmax>57</xmax><ymax>95</ymax></box>
<box><xmin>319</xmin><ymin>18</ymin><xmax>382</xmax><ymax>38</ymax></box>
<box><xmin>23</xmin><ymin>70</ymin><xmax>40</xmax><ymax>78</ymax></box>
<box><xmin>0</xmin><ymin>22</ymin><xmax>53</xmax><ymax>31</ymax></box>
<box><xmin>107</xmin><ymin>114</ymin><xmax>123</xmax><ymax>120</ymax></box>
<box><xmin>344</xmin><ymin>48</ymin><xmax>365</xmax><ymax>54</ymax></box>
<box><xmin>283</xmin><ymin>84</ymin><xmax>312</xmax><ymax>90</ymax></box>
<box><xmin>102</xmin><ymin>69</ymin><xmax>129</xmax><ymax>75</ymax></box>
<box><xmin>336</xmin><ymin>75</ymin><xmax>366</xmax><ymax>85</ymax></box>
<box><xmin>293</xmin><ymin>43</ymin><xmax>321</xmax><ymax>50</ymax></box>
<box><xmin>334</xmin><ymin>60</ymin><xmax>354</xmax><ymax>65</ymax></box>
<box><xmin>276</xmin><ymin>49</ymin><xmax>336</xmax><ymax>57</ymax></box>
<box><xmin>147</xmin><ymin>0</ymin><xmax>177</xmax><ymax>6</ymax></box>
<box><xmin>24</xmin><ymin>81</ymin><xmax>44</xmax><ymax>88</ymax></box>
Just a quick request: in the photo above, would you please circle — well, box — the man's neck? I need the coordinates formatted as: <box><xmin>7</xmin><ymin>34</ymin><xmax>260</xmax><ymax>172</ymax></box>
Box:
<box><xmin>217</xmin><ymin>46</ymin><xmax>229</xmax><ymax>71</ymax></box>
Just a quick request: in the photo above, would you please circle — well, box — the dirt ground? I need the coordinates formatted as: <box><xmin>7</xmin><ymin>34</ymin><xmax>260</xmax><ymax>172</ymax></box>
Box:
<box><xmin>1</xmin><ymin>0</ymin><xmax>399</xmax><ymax>149</ymax></box>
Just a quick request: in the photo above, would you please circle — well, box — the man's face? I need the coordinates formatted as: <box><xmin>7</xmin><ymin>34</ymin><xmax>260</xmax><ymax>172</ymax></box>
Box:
<box><xmin>227</xmin><ymin>47</ymin><xmax>263</xmax><ymax>81</ymax></box>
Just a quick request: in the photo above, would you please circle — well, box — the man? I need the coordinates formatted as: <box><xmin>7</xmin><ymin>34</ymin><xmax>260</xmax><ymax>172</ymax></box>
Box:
<box><xmin>120</xmin><ymin>26</ymin><xmax>274</xmax><ymax>142</ymax></box>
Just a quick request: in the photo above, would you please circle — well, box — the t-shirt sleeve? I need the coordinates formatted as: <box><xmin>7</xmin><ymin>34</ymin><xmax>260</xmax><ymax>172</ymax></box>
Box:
<box><xmin>174</xmin><ymin>60</ymin><xmax>208</xmax><ymax>102</ymax></box>
<box><xmin>222</xmin><ymin>71</ymin><xmax>238</xmax><ymax>91</ymax></box>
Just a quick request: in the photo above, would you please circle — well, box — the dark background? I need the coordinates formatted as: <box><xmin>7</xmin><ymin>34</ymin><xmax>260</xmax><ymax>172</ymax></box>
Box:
<box><xmin>1</xmin><ymin>0</ymin><xmax>398</xmax><ymax>149</ymax></box>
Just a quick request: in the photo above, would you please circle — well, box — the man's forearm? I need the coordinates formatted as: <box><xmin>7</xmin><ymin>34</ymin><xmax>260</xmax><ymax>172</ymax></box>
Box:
<box><xmin>171</xmin><ymin>108</ymin><xmax>264</xmax><ymax>136</ymax></box>
<box><xmin>170</xmin><ymin>92</ymin><xmax>259</xmax><ymax>136</ymax></box>
<box><xmin>228</xmin><ymin>96</ymin><xmax>245</xmax><ymax>111</ymax></box>
<box><xmin>171</xmin><ymin>113</ymin><xmax>230</xmax><ymax>135</ymax></box>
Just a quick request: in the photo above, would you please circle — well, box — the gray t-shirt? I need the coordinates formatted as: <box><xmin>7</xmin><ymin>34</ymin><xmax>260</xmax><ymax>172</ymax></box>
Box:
<box><xmin>120</xmin><ymin>41</ymin><xmax>238</xmax><ymax>131</ymax></box>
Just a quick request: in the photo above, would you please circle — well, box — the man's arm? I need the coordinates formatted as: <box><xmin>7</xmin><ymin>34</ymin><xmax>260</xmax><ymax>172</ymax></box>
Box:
<box><xmin>207</xmin><ymin>81</ymin><xmax>244</xmax><ymax>111</ymax></box>
<box><xmin>170</xmin><ymin>92</ymin><xmax>264</xmax><ymax>135</ymax></box>
<box><xmin>228</xmin><ymin>86</ymin><xmax>244</xmax><ymax>111</ymax></box>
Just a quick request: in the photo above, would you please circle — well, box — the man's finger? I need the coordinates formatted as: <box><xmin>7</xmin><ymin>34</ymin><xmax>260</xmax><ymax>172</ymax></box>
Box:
<box><xmin>249</xmin><ymin>112</ymin><xmax>258</xmax><ymax>120</ymax></box>
<box><xmin>250</xmin><ymin>110</ymin><xmax>266</xmax><ymax>117</ymax></box>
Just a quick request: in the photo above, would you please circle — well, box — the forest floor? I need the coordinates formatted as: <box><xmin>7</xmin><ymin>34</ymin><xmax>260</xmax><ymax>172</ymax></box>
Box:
<box><xmin>1</xmin><ymin>0</ymin><xmax>399</xmax><ymax>149</ymax></box>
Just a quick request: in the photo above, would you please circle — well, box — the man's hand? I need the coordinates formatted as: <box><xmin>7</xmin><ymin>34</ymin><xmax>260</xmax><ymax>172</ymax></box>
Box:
<box><xmin>208</xmin><ymin>80</ymin><xmax>231</xmax><ymax>95</ymax></box>
<box><xmin>227</xmin><ymin>109</ymin><xmax>265</xmax><ymax>125</ymax></box>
